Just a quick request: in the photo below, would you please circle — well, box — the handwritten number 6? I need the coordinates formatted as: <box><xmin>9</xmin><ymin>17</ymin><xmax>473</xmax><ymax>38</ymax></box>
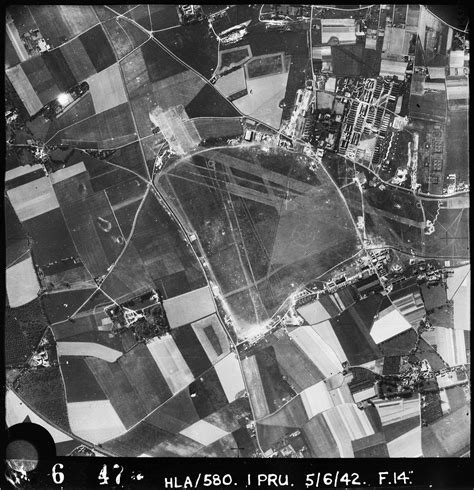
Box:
<box><xmin>52</xmin><ymin>463</ymin><xmax>64</xmax><ymax>484</ymax></box>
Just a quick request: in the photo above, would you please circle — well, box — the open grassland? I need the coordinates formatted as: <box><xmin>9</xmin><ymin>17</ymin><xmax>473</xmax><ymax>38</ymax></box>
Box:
<box><xmin>157</xmin><ymin>146</ymin><xmax>359</xmax><ymax>336</ymax></box>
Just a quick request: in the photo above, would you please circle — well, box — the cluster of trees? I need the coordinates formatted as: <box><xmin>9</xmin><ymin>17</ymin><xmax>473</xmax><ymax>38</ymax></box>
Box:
<box><xmin>132</xmin><ymin>304</ymin><xmax>170</xmax><ymax>341</ymax></box>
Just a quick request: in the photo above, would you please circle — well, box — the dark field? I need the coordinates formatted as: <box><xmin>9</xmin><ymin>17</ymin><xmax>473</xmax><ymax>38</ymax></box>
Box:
<box><xmin>52</xmin><ymin>312</ymin><xmax>97</xmax><ymax>341</ymax></box>
<box><xmin>188</xmin><ymin>368</ymin><xmax>229</xmax><ymax>419</ymax></box>
<box><xmin>383</xmin><ymin>415</ymin><xmax>421</xmax><ymax>443</ymax></box>
<box><xmin>79</xmin><ymin>25</ymin><xmax>116</xmax><ymax>73</ymax></box>
<box><xmin>85</xmin><ymin>356</ymin><xmax>148</xmax><ymax>428</ymax></box>
<box><xmin>409</xmin><ymin>91</ymin><xmax>447</xmax><ymax>123</ymax></box>
<box><xmin>42</xmin><ymin>289</ymin><xmax>96</xmax><ymax>324</ymax></box>
<box><xmin>5</xmin><ymin>36</ymin><xmax>20</xmax><ymax>69</ymax></box>
<box><xmin>65</xmin><ymin>330</ymin><xmax>125</xmax><ymax>352</ymax></box>
<box><xmin>171</xmin><ymin>324</ymin><xmax>213</xmax><ymax>377</ymax></box>
<box><xmin>149</xmin><ymin>4</ymin><xmax>179</xmax><ymax>30</ymax></box>
<box><xmin>42</xmin><ymin>49</ymin><xmax>77</xmax><ymax>92</ymax></box>
<box><xmin>330</xmin><ymin>306</ymin><xmax>382</xmax><ymax>365</ymax></box>
<box><xmin>125</xmin><ymin>5</ymin><xmax>151</xmax><ymax>31</ymax></box>
<box><xmin>21</xmin><ymin>56</ymin><xmax>60</xmax><ymax>105</ymax></box>
<box><xmin>247</xmin><ymin>54</ymin><xmax>283</xmax><ymax>79</ymax></box>
<box><xmin>352</xmin><ymin>434</ymin><xmax>389</xmax><ymax>458</ymax></box>
<box><xmin>60</xmin><ymin>39</ymin><xmax>97</xmax><ymax>81</ymax></box>
<box><xmin>193</xmin><ymin>117</ymin><xmax>243</xmax><ymax>141</ymax></box>
<box><xmin>302</xmin><ymin>413</ymin><xmax>340</xmax><ymax>458</ymax></box>
<box><xmin>60</xmin><ymin>356</ymin><xmax>107</xmax><ymax>403</ymax></box>
<box><xmin>51</xmin><ymin>102</ymin><xmax>136</xmax><ymax>149</ymax></box>
<box><xmin>9</xmin><ymin>5</ymin><xmax>39</xmax><ymax>35</ymax></box>
<box><xmin>156</xmin><ymin>22</ymin><xmax>219</xmax><ymax>78</ymax></box>
<box><xmin>158</xmin><ymin>146</ymin><xmax>359</xmax><ymax>335</ymax></box>
<box><xmin>352</xmin><ymin>294</ymin><xmax>383</xmax><ymax>328</ymax></box>
<box><xmin>255</xmin><ymin>346</ymin><xmax>296</xmax><ymax>412</ymax></box>
<box><xmin>5</xmin><ymin>197</ymin><xmax>29</xmax><ymax>266</ymax></box>
<box><xmin>146</xmin><ymin>389</ymin><xmax>199</xmax><ymax>433</ymax></box>
<box><xmin>141</xmin><ymin>39</ymin><xmax>186</xmax><ymax>82</ymax></box>
<box><xmin>331</xmin><ymin>44</ymin><xmax>382</xmax><ymax>78</ymax></box>
<box><xmin>22</xmin><ymin>208</ymin><xmax>79</xmax><ymax>267</ymax></box>
<box><xmin>378</xmin><ymin>329</ymin><xmax>418</xmax><ymax>356</ymax></box>
<box><xmin>185</xmin><ymin>83</ymin><xmax>241</xmax><ymax>119</ymax></box>
<box><xmin>230</xmin><ymin>427</ymin><xmax>256</xmax><ymax>457</ymax></box>
<box><xmin>117</xmin><ymin>344</ymin><xmax>173</xmax><ymax>413</ymax></box>
<box><xmin>107</xmin><ymin>141</ymin><xmax>149</xmax><ymax>179</ymax></box>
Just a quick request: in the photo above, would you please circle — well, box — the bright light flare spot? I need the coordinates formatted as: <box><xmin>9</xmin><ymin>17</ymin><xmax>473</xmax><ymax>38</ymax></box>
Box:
<box><xmin>57</xmin><ymin>93</ymin><xmax>70</xmax><ymax>106</ymax></box>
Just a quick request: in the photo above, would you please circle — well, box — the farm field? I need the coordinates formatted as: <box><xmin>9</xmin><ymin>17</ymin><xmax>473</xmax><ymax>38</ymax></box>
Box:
<box><xmin>155</xmin><ymin>22</ymin><xmax>218</xmax><ymax>79</ymax></box>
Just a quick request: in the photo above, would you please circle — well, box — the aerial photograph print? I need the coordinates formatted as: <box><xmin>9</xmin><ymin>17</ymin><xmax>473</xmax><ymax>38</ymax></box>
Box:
<box><xmin>4</xmin><ymin>2</ymin><xmax>470</xmax><ymax>469</ymax></box>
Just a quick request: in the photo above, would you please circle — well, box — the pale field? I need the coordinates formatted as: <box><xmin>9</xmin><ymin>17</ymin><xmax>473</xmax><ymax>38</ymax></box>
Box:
<box><xmin>311</xmin><ymin>320</ymin><xmax>347</xmax><ymax>364</ymax></box>
<box><xmin>6</xmin><ymin>255</ymin><xmax>40</xmax><ymax>308</ymax></box>
<box><xmin>179</xmin><ymin>419</ymin><xmax>229</xmax><ymax>446</ymax></box>
<box><xmin>50</xmin><ymin>162</ymin><xmax>87</xmax><ymax>184</ymax></box>
<box><xmin>301</xmin><ymin>381</ymin><xmax>333</xmax><ymax>419</ymax></box>
<box><xmin>289</xmin><ymin>326</ymin><xmax>343</xmax><ymax>379</ymax></box>
<box><xmin>373</xmin><ymin>396</ymin><xmax>421</xmax><ymax>426</ymax></box>
<box><xmin>387</xmin><ymin>426</ymin><xmax>422</xmax><ymax>457</ymax></box>
<box><xmin>67</xmin><ymin>399</ymin><xmax>127</xmax><ymax>444</ymax></box>
<box><xmin>146</xmin><ymin>334</ymin><xmax>194</xmax><ymax>393</ymax></box>
<box><xmin>7</xmin><ymin>176</ymin><xmax>59</xmax><ymax>222</ymax></box>
<box><xmin>164</xmin><ymin>286</ymin><xmax>215</xmax><ymax>328</ymax></box>
<box><xmin>241</xmin><ymin>355</ymin><xmax>270</xmax><ymax>419</ymax></box>
<box><xmin>57</xmin><ymin>341</ymin><xmax>122</xmax><ymax>362</ymax></box>
<box><xmin>213</xmin><ymin>353</ymin><xmax>245</xmax><ymax>403</ymax></box>
<box><xmin>370</xmin><ymin>306</ymin><xmax>412</xmax><ymax>344</ymax></box>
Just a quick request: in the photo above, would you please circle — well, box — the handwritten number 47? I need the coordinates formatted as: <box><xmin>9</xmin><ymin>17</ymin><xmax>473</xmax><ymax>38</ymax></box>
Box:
<box><xmin>98</xmin><ymin>464</ymin><xmax>124</xmax><ymax>485</ymax></box>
